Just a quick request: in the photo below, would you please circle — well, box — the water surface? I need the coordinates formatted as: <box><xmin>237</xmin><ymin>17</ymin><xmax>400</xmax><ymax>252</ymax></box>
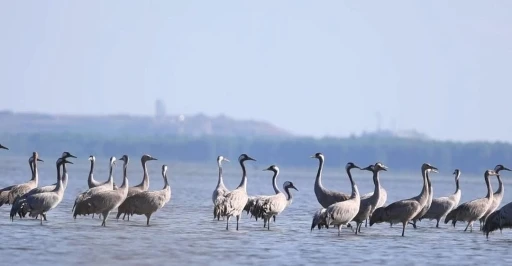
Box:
<box><xmin>0</xmin><ymin>155</ymin><xmax>511</xmax><ymax>265</ymax></box>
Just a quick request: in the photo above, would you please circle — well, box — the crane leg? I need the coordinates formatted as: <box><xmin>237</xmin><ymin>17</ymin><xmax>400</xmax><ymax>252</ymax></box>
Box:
<box><xmin>101</xmin><ymin>211</ymin><xmax>110</xmax><ymax>227</ymax></box>
<box><xmin>40</xmin><ymin>214</ymin><xmax>43</xmax><ymax>225</ymax></box>
<box><xmin>365</xmin><ymin>219</ymin><xmax>368</xmax><ymax>227</ymax></box>
<box><xmin>236</xmin><ymin>215</ymin><xmax>240</xmax><ymax>231</ymax></box>
<box><xmin>226</xmin><ymin>216</ymin><xmax>230</xmax><ymax>230</ymax></box>
<box><xmin>146</xmin><ymin>213</ymin><xmax>151</xmax><ymax>226</ymax></box>
<box><xmin>43</xmin><ymin>213</ymin><xmax>47</xmax><ymax>221</ymax></box>
<box><xmin>436</xmin><ymin>219</ymin><xmax>439</xmax><ymax>228</ymax></box>
<box><xmin>401</xmin><ymin>222</ymin><xmax>406</xmax><ymax>236</ymax></box>
<box><xmin>464</xmin><ymin>221</ymin><xmax>472</xmax><ymax>232</ymax></box>
<box><xmin>408</xmin><ymin>221</ymin><xmax>417</xmax><ymax>229</ymax></box>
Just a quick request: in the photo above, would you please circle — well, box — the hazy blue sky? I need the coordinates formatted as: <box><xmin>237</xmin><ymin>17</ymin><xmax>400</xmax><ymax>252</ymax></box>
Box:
<box><xmin>1</xmin><ymin>1</ymin><xmax>511</xmax><ymax>142</ymax></box>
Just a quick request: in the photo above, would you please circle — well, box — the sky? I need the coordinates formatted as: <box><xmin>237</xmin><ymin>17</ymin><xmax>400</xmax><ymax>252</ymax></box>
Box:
<box><xmin>1</xmin><ymin>1</ymin><xmax>511</xmax><ymax>142</ymax></box>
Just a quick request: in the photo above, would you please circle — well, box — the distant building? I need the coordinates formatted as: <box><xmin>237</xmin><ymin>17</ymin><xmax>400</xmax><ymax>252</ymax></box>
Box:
<box><xmin>155</xmin><ymin>99</ymin><xmax>166</xmax><ymax>119</ymax></box>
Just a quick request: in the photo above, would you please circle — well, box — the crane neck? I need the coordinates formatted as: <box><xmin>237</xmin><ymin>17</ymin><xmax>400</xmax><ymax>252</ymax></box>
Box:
<box><xmin>315</xmin><ymin>157</ymin><xmax>324</xmax><ymax>189</ymax></box>
<box><xmin>29</xmin><ymin>159</ymin><xmax>34</xmax><ymax>180</ymax></box>
<box><xmin>216</xmin><ymin>161</ymin><xmax>224</xmax><ymax>187</ymax></box>
<box><xmin>55</xmin><ymin>162</ymin><xmax>63</xmax><ymax>192</ymax></box>
<box><xmin>284</xmin><ymin>186</ymin><xmax>294</xmax><ymax>203</ymax></box>
<box><xmin>426</xmin><ymin>171</ymin><xmax>432</xmax><ymax>197</ymax></box>
<box><xmin>237</xmin><ymin>159</ymin><xmax>248</xmax><ymax>190</ymax></box>
<box><xmin>346</xmin><ymin>167</ymin><xmax>359</xmax><ymax>199</ymax></box>
<box><xmin>419</xmin><ymin>168</ymin><xmax>428</xmax><ymax>201</ymax></box>
<box><xmin>62</xmin><ymin>161</ymin><xmax>69</xmax><ymax>188</ymax></box>
<box><xmin>32</xmin><ymin>156</ymin><xmax>39</xmax><ymax>186</ymax></box>
<box><xmin>88</xmin><ymin>159</ymin><xmax>95</xmax><ymax>186</ymax></box>
<box><xmin>139</xmin><ymin>159</ymin><xmax>150</xmax><ymax>190</ymax></box>
<box><xmin>485</xmin><ymin>172</ymin><xmax>493</xmax><ymax>199</ymax></box>
<box><xmin>120</xmin><ymin>162</ymin><xmax>128</xmax><ymax>189</ymax></box>
<box><xmin>372</xmin><ymin>169</ymin><xmax>381</xmax><ymax>198</ymax></box>
<box><xmin>496</xmin><ymin>175</ymin><xmax>504</xmax><ymax>194</ymax></box>
<box><xmin>163</xmin><ymin>171</ymin><xmax>169</xmax><ymax>189</ymax></box>
<box><xmin>272</xmin><ymin>170</ymin><xmax>281</xmax><ymax>194</ymax></box>
<box><xmin>107</xmin><ymin>161</ymin><xmax>115</xmax><ymax>185</ymax></box>
<box><xmin>454</xmin><ymin>173</ymin><xmax>460</xmax><ymax>193</ymax></box>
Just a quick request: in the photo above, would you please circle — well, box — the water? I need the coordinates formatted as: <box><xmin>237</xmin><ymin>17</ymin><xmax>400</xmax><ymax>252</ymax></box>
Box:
<box><xmin>1</xmin><ymin>155</ymin><xmax>512</xmax><ymax>265</ymax></box>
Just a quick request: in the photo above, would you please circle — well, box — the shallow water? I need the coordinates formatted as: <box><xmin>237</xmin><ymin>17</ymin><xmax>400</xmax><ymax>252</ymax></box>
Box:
<box><xmin>0</xmin><ymin>155</ymin><xmax>511</xmax><ymax>265</ymax></box>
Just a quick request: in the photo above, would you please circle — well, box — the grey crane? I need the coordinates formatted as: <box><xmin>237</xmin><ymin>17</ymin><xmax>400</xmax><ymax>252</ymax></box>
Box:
<box><xmin>370</xmin><ymin>163</ymin><xmax>438</xmax><ymax>236</ymax></box>
<box><xmin>7</xmin><ymin>152</ymin><xmax>43</xmax><ymax>205</ymax></box>
<box><xmin>249</xmin><ymin>165</ymin><xmax>298</xmax><ymax>229</ymax></box>
<box><xmin>74</xmin><ymin>154</ymin><xmax>130</xmax><ymax>226</ymax></box>
<box><xmin>213</xmin><ymin>155</ymin><xmax>230</xmax><ymax>220</ymax></box>
<box><xmin>444</xmin><ymin>169</ymin><xmax>498</xmax><ymax>232</ymax></box>
<box><xmin>310</xmin><ymin>162</ymin><xmax>361</xmax><ymax>231</ymax></box>
<box><xmin>409</xmin><ymin>167</ymin><xmax>437</xmax><ymax>228</ymax></box>
<box><xmin>311</xmin><ymin>162</ymin><xmax>362</xmax><ymax>236</ymax></box>
<box><xmin>15</xmin><ymin>157</ymin><xmax>73</xmax><ymax>224</ymax></box>
<box><xmin>479</xmin><ymin>164</ymin><xmax>511</xmax><ymax>230</ymax></box>
<box><xmin>243</xmin><ymin>165</ymin><xmax>287</xmax><ymax>223</ymax></box>
<box><xmin>361</xmin><ymin>172</ymin><xmax>388</xmax><ymax>228</ymax></box>
<box><xmin>220</xmin><ymin>153</ymin><xmax>256</xmax><ymax>230</ymax></box>
<box><xmin>311</xmin><ymin>153</ymin><xmax>351</xmax><ymax>208</ymax></box>
<box><xmin>420</xmin><ymin>169</ymin><xmax>462</xmax><ymax>227</ymax></box>
<box><xmin>1</xmin><ymin>153</ymin><xmax>38</xmax><ymax>207</ymax></box>
<box><xmin>11</xmin><ymin>152</ymin><xmax>76</xmax><ymax>220</ymax></box>
<box><xmin>90</xmin><ymin>155</ymin><xmax>121</xmax><ymax>219</ymax></box>
<box><xmin>119</xmin><ymin>164</ymin><xmax>171</xmax><ymax>225</ymax></box>
<box><xmin>352</xmin><ymin>162</ymin><xmax>388</xmax><ymax>234</ymax></box>
<box><xmin>72</xmin><ymin>156</ymin><xmax>117</xmax><ymax>217</ymax></box>
<box><xmin>116</xmin><ymin>154</ymin><xmax>158</xmax><ymax>221</ymax></box>
<box><xmin>482</xmin><ymin>201</ymin><xmax>512</xmax><ymax>239</ymax></box>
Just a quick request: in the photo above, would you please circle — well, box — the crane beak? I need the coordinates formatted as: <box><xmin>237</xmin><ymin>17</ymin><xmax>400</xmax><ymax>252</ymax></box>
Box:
<box><xmin>291</xmin><ymin>185</ymin><xmax>298</xmax><ymax>191</ymax></box>
<box><xmin>0</xmin><ymin>144</ymin><xmax>8</xmax><ymax>150</ymax></box>
<box><xmin>503</xmin><ymin>167</ymin><xmax>511</xmax><ymax>172</ymax></box>
<box><xmin>223</xmin><ymin>158</ymin><xmax>230</xmax><ymax>162</ymax></box>
<box><xmin>37</xmin><ymin>158</ymin><xmax>44</xmax><ymax>162</ymax></box>
<box><xmin>68</xmin><ymin>154</ymin><xmax>77</xmax><ymax>158</ymax></box>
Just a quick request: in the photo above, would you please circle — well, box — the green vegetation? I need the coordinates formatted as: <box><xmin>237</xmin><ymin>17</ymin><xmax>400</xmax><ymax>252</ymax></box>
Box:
<box><xmin>0</xmin><ymin>132</ymin><xmax>510</xmax><ymax>174</ymax></box>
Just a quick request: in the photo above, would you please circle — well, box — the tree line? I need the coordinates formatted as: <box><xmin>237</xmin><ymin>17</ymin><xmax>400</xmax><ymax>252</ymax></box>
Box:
<box><xmin>0</xmin><ymin>132</ymin><xmax>510</xmax><ymax>175</ymax></box>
